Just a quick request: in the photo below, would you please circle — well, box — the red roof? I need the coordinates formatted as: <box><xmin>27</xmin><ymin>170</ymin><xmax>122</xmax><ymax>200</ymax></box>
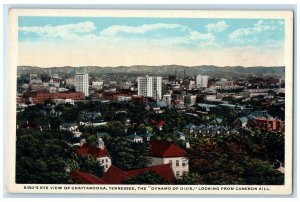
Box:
<box><xmin>76</xmin><ymin>144</ymin><xmax>110</xmax><ymax>158</ymax></box>
<box><xmin>149</xmin><ymin>141</ymin><xmax>185</xmax><ymax>157</ymax></box>
<box><xmin>72</xmin><ymin>164</ymin><xmax>176</xmax><ymax>184</ymax></box>
<box><xmin>127</xmin><ymin>164</ymin><xmax>176</xmax><ymax>182</ymax></box>
<box><xmin>101</xmin><ymin>166</ymin><xmax>132</xmax><ymax>184</ymax></box>
<box><xmin>156</xmin><ymin>120</ymin><xmax>165</xmax><ymax>127</ymax></box>
<box><xmin>69</xmin><ymin>170</ymin><xmax>105</xmax><ymax>184</ymax></box>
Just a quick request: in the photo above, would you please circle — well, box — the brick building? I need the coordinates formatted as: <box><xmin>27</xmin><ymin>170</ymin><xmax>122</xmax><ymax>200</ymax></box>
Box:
<box><xmin>19</xmin><ymin>92</ymin><xmax>85</xmax><ymax>104</ymax></box>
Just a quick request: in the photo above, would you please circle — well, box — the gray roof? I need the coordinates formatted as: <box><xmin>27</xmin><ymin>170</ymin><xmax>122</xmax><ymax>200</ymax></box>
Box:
<box><xmin>127</xmin><ymin>134</ymin><xmax>143</xmax><ymax>139</ymax></box>
<box><xmin>238</xmin><ymin>117</ymin><xmax>248</xmax><ymax>124</ymax></box>
<box><xmin>61</xmin><ymin>122</ymin><xmax>78</xmax><ymax>127</ymax></box>
<box><xmin>139</xmin><ymin>132</ymin><xmax>154</xmax><ymax>138</ymax></box>
<box><xmin>96</xmin><ymin>132</ymin><xmax>110</xmax><ymax>138</ymax></box>
<box><xmin>197</xmin><ymin>103</ymin><xmax>218</xmax><ymax>108</ymax></box>
<box><xmin>157</xmin><ymin>101</ymin><xmax>168</xmax><ymax>108</ymax></box>
<box><xmin>249</xmin><ymin>110</ymin><xmax>274</xmax><ymax>119</ymax></box>
<box><xmin>185</xmin><ymin>123</ymin><xmax>197</xmax><ymax>129</ymax></box>
<box><xmin>174</xmin><ymin>131</ymin><xmax>187</xmax><ymax>137</ymax></box>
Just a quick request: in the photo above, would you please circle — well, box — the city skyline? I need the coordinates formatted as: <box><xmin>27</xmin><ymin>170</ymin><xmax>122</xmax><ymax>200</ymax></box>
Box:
<box><xmin>18</xmin><ymin>17</ymin><xmax>285</xmax><ymax>68</ymax></box>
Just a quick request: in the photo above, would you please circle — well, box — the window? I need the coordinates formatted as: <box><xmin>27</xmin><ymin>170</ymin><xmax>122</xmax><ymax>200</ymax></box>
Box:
<box><xmin>105</xmin><ymin>165</ymin><xmax>108</xmax><ymax>168</ymax></box>
<box><xmin>106</xmin><ymin>159</ymin><xmax>108</xmax><ymax>163</ymax></box>
<box><xmin>176</xmin><ymin>160</ymin><xmax>179</xmax><ymax>166</ymax></box>
<box><xmin>101</xmin><ymin>159</ymin><xmax>104</xmax><ymax>163</ymax></box>
<box><xmin>176</xmin><ymin>171</ymin><xmax>180</xmax><ymax>177</ymax></box>
<box><xmin>169</xmin><ymin>160</ymin><xmax>172</xmax><ymax>166</ymax></box>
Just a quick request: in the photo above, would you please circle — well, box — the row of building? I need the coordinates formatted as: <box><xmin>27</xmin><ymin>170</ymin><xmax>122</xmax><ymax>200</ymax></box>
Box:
<box><xmin>69</xmin><ymin>138</ymin><xmax>189</xmax><ymax>184</ymax></box>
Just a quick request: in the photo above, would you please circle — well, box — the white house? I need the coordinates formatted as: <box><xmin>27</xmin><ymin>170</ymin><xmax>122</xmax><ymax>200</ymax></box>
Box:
<box><xmin>127</xmin><ymin>133</ymin><xmax>143</xmax><ymax>143</ymax></box>
<box><xmin>148</xmin><ymin>141</ymin><xmax>189</xmax><ymax>178</ymax></box>
<box><xmin>76</xmin><ymin>138</ymin><xmax>112</xmax><ymax>172</ymax></box>
<box><xmin>60</xmin><ymin>122</ymin><xmax>78</xmax><ymax>131</ymax></box>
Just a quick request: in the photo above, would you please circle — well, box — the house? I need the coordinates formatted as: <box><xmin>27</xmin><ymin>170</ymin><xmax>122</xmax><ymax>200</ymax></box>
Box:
<box><xmin>233</xmin><ymin>117</ymin><xmax>248</xmax><ymax>128</ymax></box>
<box><xmin>76</xmin><ymin>138</ymin><xmax>112</xmax><ymax>172</ymax></box>
<box><xmin>248</xmin><ymin>110</ymin><xmax>274</xmax><ymax>119</ymax></box>
<box><xmin>156</xmin><ymin>120</ymin><xmax>165</xmax><ymax>131</ymax></box>
<box><xmin>79</xmin><ymin>121</ymin><xmax>107</xmax><ymax>127</ymax></box>
<box><xmin>210</xmin><ymin>118</ymin><xmax>223</xmax><ymax>126</ymax></box>
<box><xmin>148</xmin><ymin>141</ymin><xmax>189</xmax><ymax>178</ymax></box>
<box><xmin>248</xmin><ymin>110</ymin><xmax>284</xmax><ymax>132</ymax></box>
<box><xmin>60</xmin><ymin>122</ymin><xmax>78</xmax><ymax>131</ymax></box>
<box><xmin>72</xmin><ymin>130</ymin><xmax>82</xmax><ymax>138</ymax></box>
<box><xmin>183</xmin><ymin>123</ymin><xmax>197</xmax><ymax>133</ymax></box>
<box><xmin>174</xmin><ymin>131</ymin><xmax>187</xmax><ymax>141</ymax></box>
<box><xmin>253</xmin><ymin>117</ymin><xmax>284</xmax><ymax>132</ymax></box>
<box><xmin>139</xmin><ymin>131</ymin><xmax>154</xmax><ymax>141</ymax></box>
<box><xmin>126</xmin><ymin>133</ymin><xmax>143</xmax><ymax>143</ymax></box>
<box><xmin>184</xmin><ymin>123</ymin><xmax>236</xmax><ymax>137</ymax></box>
<box><xmin>156</xmin><ymin>101</ymin><xmax>168</xmax><ymax>108</ymax></box>
<box><xmin>96</xmin><ymin>132</ymin><xmax>110</xmax><ymax>139</ymax></box>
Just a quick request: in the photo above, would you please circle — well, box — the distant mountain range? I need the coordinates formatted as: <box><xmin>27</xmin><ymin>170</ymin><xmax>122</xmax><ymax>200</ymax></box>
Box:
<box><xmin>17</xmin><ymin>65</ymin><xmax>285</xmax><ymax>77</ymax></box>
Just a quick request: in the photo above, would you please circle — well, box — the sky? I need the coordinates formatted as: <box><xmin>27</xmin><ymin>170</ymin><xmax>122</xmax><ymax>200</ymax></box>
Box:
<box><xmin>18</xmin><ymin>16</ymin><xmax>285</xmax><ymax>67</ymax></box>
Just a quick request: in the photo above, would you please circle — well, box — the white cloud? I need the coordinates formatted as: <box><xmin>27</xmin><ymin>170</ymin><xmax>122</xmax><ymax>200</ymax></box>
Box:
<box><xmin>188</xmin><ymin>31</ymin><xmax>215</xmax><ymax>41</ymax></box>
<box><xmin>19</xmin><ymin>21</ymin><xmax>96</xmax><ymax>39</ymax></box>
<box><xmin>206</xmin><ymin>21</ymin><xmax>229</xmax><ymax>32</ymax></box>
<box><xmin>19</xmin><ymin>21</ymin><xmax>216</xmax><ymax>47</ymax></box>
<box><xmin>100</xmin><ymin>23</ymin><xmax>217</xmax><ymax>47</ymax></box>
<box><xmin>100</xmin><ymin>23</ymin><xmax>188</xmax><ymax>36</ymax></box>
<box><xmin>229</xmin><ymin>20</ymin><xmax>284</xmax><ymax>43</ymax></box>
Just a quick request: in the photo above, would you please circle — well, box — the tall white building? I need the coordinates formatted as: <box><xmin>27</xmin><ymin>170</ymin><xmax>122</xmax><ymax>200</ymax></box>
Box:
<box><xmin>196</xmin><ymin>74</ymin><xmax>208</xmax><ymax>88</ymax></box>
<box><xmin>75</xmin><ymin>73</ymin><xmax>89</xmax><ymax>96</ymax></box>
<box><xmin>138</xmin><ymin>75</ymin><xmax>162</xmax><ymax>100</ymax></box>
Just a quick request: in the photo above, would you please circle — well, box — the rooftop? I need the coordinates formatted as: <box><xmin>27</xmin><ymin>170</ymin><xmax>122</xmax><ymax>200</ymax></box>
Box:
<box><xmin>149</xmin><ymin>141</ymin><xmax>185</xmax><ymax>158</ymax></box>
<box><xmin>76</xmin><ymin>144</ymin><xmax>110</xmax><ymax>158</ymax></box>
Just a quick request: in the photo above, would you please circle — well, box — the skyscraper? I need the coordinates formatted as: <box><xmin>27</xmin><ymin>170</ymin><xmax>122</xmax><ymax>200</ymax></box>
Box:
<box><xmin>138</xmin><ymin>75</ymin><xmax>162</xmax><ymax>100</ymax></box>
<box><xmin>196</xmin><ymin>74</ymin><xmax>208</xmax><ymax>88</ymax></box>
<box><xmin>75</xmin><ymin>73</ymin><xmax>89</xmax><ymax>96</ymax></box>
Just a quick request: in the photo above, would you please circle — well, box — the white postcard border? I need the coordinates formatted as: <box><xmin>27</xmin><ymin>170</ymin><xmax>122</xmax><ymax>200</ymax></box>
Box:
<box><xmin>6</xmin><ymin>9</ymin><xmax>294</xmax><ymax>195</ymax></box>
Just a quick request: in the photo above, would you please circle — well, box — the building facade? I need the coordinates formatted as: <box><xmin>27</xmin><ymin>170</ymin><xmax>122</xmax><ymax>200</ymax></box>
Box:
<box><xmin>148</xmin><ymin>141</ymin><xmax>189</xmax><ymax>178</ymax></box>
<box><xmin>138</xmin><ymin>76</ymin><xmax>162</xmax><ymax>100</ymax></box>
<box><xmin>76</xmin><ymin>138</ymin><xmax>112</xmax><ymax>172</ymax></box>
<box><xmin>75</xmin><ymin>73</ymin><xmax>89</xmax><ymax>96</ymax></box>
<box><xmin>196</xmin><ymin>74</ymin><xmax>208</xmax><ymax>88</ymax></box>
<box><xmin>20</xmin><ymin>92</ymin><xmax>85</xmax><ymax>104</ymax></box>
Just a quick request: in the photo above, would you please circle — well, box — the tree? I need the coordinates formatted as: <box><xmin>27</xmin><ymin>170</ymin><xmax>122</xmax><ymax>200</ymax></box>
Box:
<box><xmin>187</xmin><ymin>132</ymin><xmax>284</xmax><ymax>185</ymax></box>
<box><xmin>16</xmin><ymin>129</ymin><xmax>71</xmax><ymax>184</ymax></box>
<box><xmin>176</xmin><ymin>172</ymin><xmax>203</xmax><ymax>185</ymax></box>
<box><xmin>105</xmin><ymin>137</ymin><xmax>150</xmax><ymax>170</ymax></box>
<box><xmin>123</xmin><ymin>171</ymin><xmax>170</xmax><ymax>185</ymax></box>
<box><xmin>106</xmin><ymin>121</ymin><xmax>126</xmax><ymax>136</ymax></box>
<box><xmin>68</xmin><ymin>154</ymin><xmax>104</xmax><ymax>178</ymax></box>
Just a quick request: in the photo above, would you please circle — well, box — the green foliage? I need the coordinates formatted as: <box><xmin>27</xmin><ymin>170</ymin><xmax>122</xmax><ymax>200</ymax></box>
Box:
<box><xmin>187</xmin><ymin>130</ymin><xmax>284</xmax><ymax>185</ymax></box>
<box><xmin>56</xmin><ymin>104</ymin><xmax>80</xmax><ymax>123</ymax></box>
<box><xmin>68</xmin><ymin>154</ymin><xmax>104</xmax><ymax>178</ymax></box>
<box><xmin>176</xmin><ymin>172</ymin><xmax>203</xmax><ymax>185</ymax></box>
<box><xmin>106</xmin><ymin>121</ymin><xmax>126</xmax><ymax>136</ymax></box>
<box><xmin>16</xmin><ymin>129</ymin><xmax>71</xmax><ymax>184</ymax></box>
<box><xmin>105</xmin><ymin>137</ymin><xmax>150</xmax><ymax>170</ymax></box>
<box><xmin>123</xmin><ymin>171</ymin><xmax>170</xmax><ymax>185</ymax></box>
<box><xmin>85</xmin><ymin>134</ymin><xmax>99</xmax><ymax>147</ymax></box>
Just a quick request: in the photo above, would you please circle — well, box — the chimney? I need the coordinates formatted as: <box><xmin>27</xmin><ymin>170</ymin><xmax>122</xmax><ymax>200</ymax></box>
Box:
<box><xmin>98</xmin><ymin>138</ymin><xmax>105</xmax><ymax>150</ymax></box>
<box><xmin>185</xmin><ymin>142</ymin><xmax>190</xmax><ymax>149</ymax></box>
<box><xmin>80</xmin><ymin>138</ymin><xmax>86</xmax><ymax>147</ymax></box>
